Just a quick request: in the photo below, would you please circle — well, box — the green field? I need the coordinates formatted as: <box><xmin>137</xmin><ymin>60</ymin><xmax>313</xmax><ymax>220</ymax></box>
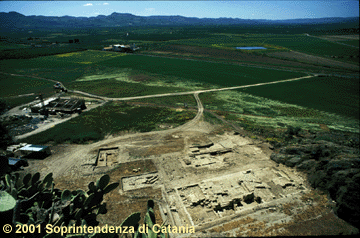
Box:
<box><xmin>168</xmin><ymin>33</ymin><xmax>359</xmax><ymax>64</ymax></box>
<box><xmin>0</xmin><ymin>41</ymin><xmax>32</xmax><ymax>50</ymax></box>
<box><xmin>0</xmin><ymin>50</ymin><xmax>125</xmax><ymax>83</ymax></box>
<box><xmin>0</xmin><ymin>74</ymin><xmax>54</xmax><ymax>97</ymax></box>
<box><xmin>44</xmin><ymin>50</ymin><xmax>126</xmax><ymax>64</ymax></box>
<box><xmin>129</xmin><ymin>94</ymin><xmax>197</xmax><ymax>108</ymax></box>
<box><xmin>200</xmin><ymin>87</ymin><xmax>359</xmax><ymax>133</ymax></box>
<box><xmin>70</xmin><ymin>79</ymin><xmax>187</xmax><ymax>98</ymax></box>
<box><xmin>240</xmin><ymin>76</ymin><xmax>359</xmax><ymax>119</ymax></box>
<box><xmin>20</xmin><ymin>102</ymin><xmax>196</xmax><ymax>144</ymax></box>
<box><xmin>96</xmin><ymin>54</ymin><xmax>305</xmax><ymax>87</ymax></box>
<box><xmin>0</xmin><ymin>74</ymin><xmax>56</xmax><ymax>109</ymax></box>
<box><xmin>1</xmin><ymin>24</ymin><xmax>358</xmax><ymax>137</ymax></box>
<box><xmin>1</xmin><ymin>50</ymin><xmax>306</xmax><ymax>99</ymax></box>
<box><xmin>342</xmin><ymin>39</ymin><xmax>360</xmax><ymax>47</ymax></box>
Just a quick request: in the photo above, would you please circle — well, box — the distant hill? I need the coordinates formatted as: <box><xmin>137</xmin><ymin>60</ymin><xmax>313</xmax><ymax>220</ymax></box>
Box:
<box><xmin>0</xmin><ymin>11</ymin><xmax>358</xmax><ymax>29</ymax></box>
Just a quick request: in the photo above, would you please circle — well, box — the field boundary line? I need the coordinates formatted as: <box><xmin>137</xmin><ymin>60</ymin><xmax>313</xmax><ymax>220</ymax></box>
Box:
<box><xmin>86</xmin><ymin>75</ymin><xmax>314</xmax><ymax>101</ymax></box>
<box><xmin>306</xmin><ymin>34</ymin><xmax>359</xmax><ymax>49</ymax></box>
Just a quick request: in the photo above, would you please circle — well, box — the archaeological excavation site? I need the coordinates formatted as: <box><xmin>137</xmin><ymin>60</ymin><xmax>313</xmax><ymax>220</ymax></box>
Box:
<box><xmin>24</xmin><ymin>119</ymin><xmax>356</xmax><ymax>237</ymax></box>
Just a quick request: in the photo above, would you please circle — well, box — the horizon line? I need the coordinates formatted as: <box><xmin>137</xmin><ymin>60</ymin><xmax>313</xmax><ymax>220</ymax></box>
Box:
<box><xmin>2</xmin><ymin>11</ymin><xmax>359</xmax><ymax>21</ymax></box>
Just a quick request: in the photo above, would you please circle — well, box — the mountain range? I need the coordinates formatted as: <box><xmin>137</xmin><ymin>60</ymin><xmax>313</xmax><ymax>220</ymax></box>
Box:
<box><xmin>0</xmin><ymin>11</ymin><xmax>359</xmax><ymax>29</ymax></box>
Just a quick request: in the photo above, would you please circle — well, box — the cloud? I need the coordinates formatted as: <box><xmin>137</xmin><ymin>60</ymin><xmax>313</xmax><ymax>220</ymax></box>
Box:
<box><xmin>145</xmin><ymin>8</ymin><xmax>155</xmax><ymax>12</ymax></box>
<box><xmin>83</xmin><ymin>3</ymin><xmax>93</xmax><ymax>7</ymax></box>
<box><xmin>103</xmin><ymin>3</ymin><xmax>109</xmax><ymax>5</ymax></box>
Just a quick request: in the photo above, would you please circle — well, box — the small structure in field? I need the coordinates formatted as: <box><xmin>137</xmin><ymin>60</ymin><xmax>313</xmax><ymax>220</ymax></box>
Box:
<box><xmin>8</xmin><ymin>144</ymin><xmax>51</xmax><ymax>159</ymax></box>
<box><xmin>31</xmin><ymin>98</ymin><xmax>86</xmax><ymax>114</ymax></box>
<box><xmin>102</xmin><ymin>44</ymin><xmax>139</xmax><ymax>52</ymax></box>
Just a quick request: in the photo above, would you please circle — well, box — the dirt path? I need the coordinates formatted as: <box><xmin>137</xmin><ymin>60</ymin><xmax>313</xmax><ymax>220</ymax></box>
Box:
<box><xmin>33</xmin><ymin>75</ymin><xmax>316</xmax><ymax>178</ymax></box>
<box><xmin>11</xmin><ymin>73</ymin><xmax>356</xmax><ymax>236</ymax></box>
<box><xmin>4</xmin><ymin>93</ymin><xmax>35</xmax><ymax>98</ymax></box>
<box><xmin>0</xmin><ymin>72</ymin><xmax>58</xmax><ymax>83</ymax></box>
<box><xmin>14</xmin><ymin>101</ymin><xmax>106</xmax><ymax>140</ymax></box>
<box><xmin>4</xmin><ymin>71</ymin><xmax>315</xmax><ymax>140</ymax></box>
<box><xmin>70</xmin><ymin>75</ymin><xmax>314</xmax><ymax>101</ymax></box>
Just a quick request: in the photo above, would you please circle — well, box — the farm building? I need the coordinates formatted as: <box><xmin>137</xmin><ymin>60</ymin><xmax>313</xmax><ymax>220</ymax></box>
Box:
<box><xmin>30</xmin><ymin>97</ymin><xmax>57</xmax><ymax>112</ymax></box>
<box><xmin>102</xmin><ymin>44</ymin><xmax>139</xmax><ymax>52</ymax></box>
<box><xmin>31</xmin><ymin>98</ymin><xmax>86</xmax><ymax>114</ymax></box>
<box><xmin>18</xmin><ymin>144</ymin><xmax>51</xmax><ymax>158</ymax></box>
<box><xmin>7</xmin><ymin>144</ymin><xmax>51</xmax><ymax>159</ymax></box>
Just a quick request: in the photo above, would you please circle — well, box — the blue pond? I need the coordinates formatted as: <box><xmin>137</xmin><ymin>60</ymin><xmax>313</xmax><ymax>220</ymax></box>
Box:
<box><xmin>235</xmin><ymin>46</ymin><xmax>267</xmax><ymax>50</ymax></box>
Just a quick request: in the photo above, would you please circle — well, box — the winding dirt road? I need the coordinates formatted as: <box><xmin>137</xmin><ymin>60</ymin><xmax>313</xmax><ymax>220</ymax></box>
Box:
<box><xmin>3</xmin><ymin>71</ymin><xmax>314</xmax><ymax>140</ymax></box>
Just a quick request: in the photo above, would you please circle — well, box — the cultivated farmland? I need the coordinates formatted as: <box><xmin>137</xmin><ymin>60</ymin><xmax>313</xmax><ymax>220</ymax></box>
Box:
<box><xmin>240</xmin><ymin>76</ymin><xmax>359</xmax><ymax>119</ymax></box>
<box><xmin>1</xmin><ymin>21</ymin><xmax>359</xmax><ymax>237</ymax></box>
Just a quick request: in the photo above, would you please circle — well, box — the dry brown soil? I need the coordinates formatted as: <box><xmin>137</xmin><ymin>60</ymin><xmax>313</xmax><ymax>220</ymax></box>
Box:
<box><xmin>17</xmin><ymin>116</ymin><xmax>358</xmax><ymax>236</ymax></box>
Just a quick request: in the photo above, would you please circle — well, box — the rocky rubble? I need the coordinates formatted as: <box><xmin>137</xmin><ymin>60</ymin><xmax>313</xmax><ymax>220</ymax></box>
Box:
<box><xmin>270</xmin><ymin>137</ymin><xmax>360</xmax><ymax>229</ymax></box>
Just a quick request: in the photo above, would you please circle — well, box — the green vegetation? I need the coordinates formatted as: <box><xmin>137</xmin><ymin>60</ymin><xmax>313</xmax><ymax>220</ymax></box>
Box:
<box><xmin>167</xmin><ymin>33</ymin><xmax>359</xmax><ymax>64</ymax></box>
<box><xmin>129</xmin><ymin>94</ymin><xmax>197</xmax><ymax>108</ymax></box>
<box><xmin>0</xmin><ymin>74</ymin><xmax>55</xmax><ymax>109</ymax></box>
<box><xmin>1</xmin><ymin>95</ymin><xmax>37</xmax><ymax>110</ymax></box>
<box><xmin>1</xmin><ymin>50</ymin><xmax>305</xmax><ymax>100</ymax></box>
<box><xmin>0</xmin><ymin>46</ymin><xmax>86</xmax><ymax>60</ymax></box>
<box><xmin>97</xmin><ymin>54</ymin><xmax>305</xmax><ymax>88</ymax></box>
<box><xmin>203</xmin><ymin>111</ymin><xmax>225</xmax><ymax>125</ymax></box>
<box><xmin>44</xmin><ymin>50</ymin><xmax>126</xmax><ymax>64</ymax></box>
<box><xmin>21</xmin><ymin>102</ymin><xmax>196</xmax><ymax>144</ymax></box>
<box><xmin>1</xmin><ymin>172</ymin><xmax>118</xmax><ymax>229</ymax></box>
<box><xmin>0</xmin><ymin>74</ymin><xmax>53</xmax><ymax>97</ymax></box>
<box><xmin>167</xmin><ymin>33</ymin><xmax>287</xmax><ymax>52</ymax></box>
<box><xmin>199</xmin><ymin>88</ymin><xmax>359</xmax><ymax>133</ymax></box>
<box><xmin>69</xmin><ymin>79</ymin><xmax>186</xmax><ymax>98</ymax></box>
<box><xmin>342</xmin><ymin>39</ymin><xmax>359</xmax><ymax>47</ymax></box>
<box><xmin>240</xmin><ymin>76</ymin><xmax>359</xmax><ymax>119</ymax></box>
<box><xmin>0</xmin><ymin>51</ymin><xmax>126</xmax><ymax>84</ymax></box>
<box><xmin>0</xmin><ymin>41</ymin><xmax>32</xmax><ymax>50</ymax></box>
<box><xmin>1</xmin><ymin>24</ymin><xmax>358</xmax><ymax>140</ymax></box>
<box><xmin>1</xmin><ymin>171</ymin><xmax>169</xmax><ymax>238</ymax></box>
<box><xmin>0</xmin><ymin>58</ymin><xmax>89</xmax><ymax>83</ymax></box>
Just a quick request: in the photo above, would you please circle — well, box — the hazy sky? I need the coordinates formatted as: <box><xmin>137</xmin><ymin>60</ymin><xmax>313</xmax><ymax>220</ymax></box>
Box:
<box><xmin>0</xmin><ymin>1</ymin><xmax>359</xmax><ymax>20</ymax></box>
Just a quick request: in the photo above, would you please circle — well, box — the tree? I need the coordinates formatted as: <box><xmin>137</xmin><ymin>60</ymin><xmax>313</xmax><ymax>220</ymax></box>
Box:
<box><xmin>0</xmin><ymin>121</ymin><xmax>12</xmax><ymax>149</ymax></box>
<box><xmin>0</xmin><ymin>99</ymin><xmax>7</xmax><ymax>114</ymax></box>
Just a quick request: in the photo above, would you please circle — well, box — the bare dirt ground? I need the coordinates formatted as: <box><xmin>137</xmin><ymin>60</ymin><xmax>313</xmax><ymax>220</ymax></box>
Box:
<box><xmin>18</xmin><ymin>111</ymin><xmax>357</xmax><ymax>236</ymax></box>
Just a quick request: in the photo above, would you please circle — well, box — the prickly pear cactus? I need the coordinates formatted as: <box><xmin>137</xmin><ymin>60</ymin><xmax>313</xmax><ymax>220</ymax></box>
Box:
<box><xmin>0</xmin><ymin>190</ymin><xmax>16</xmax><ymax>212</ymax></box>
<box><xmin>0</xmin><ymin>172</ymin><xmax>119</xmax><ymax>238</ymax></box>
